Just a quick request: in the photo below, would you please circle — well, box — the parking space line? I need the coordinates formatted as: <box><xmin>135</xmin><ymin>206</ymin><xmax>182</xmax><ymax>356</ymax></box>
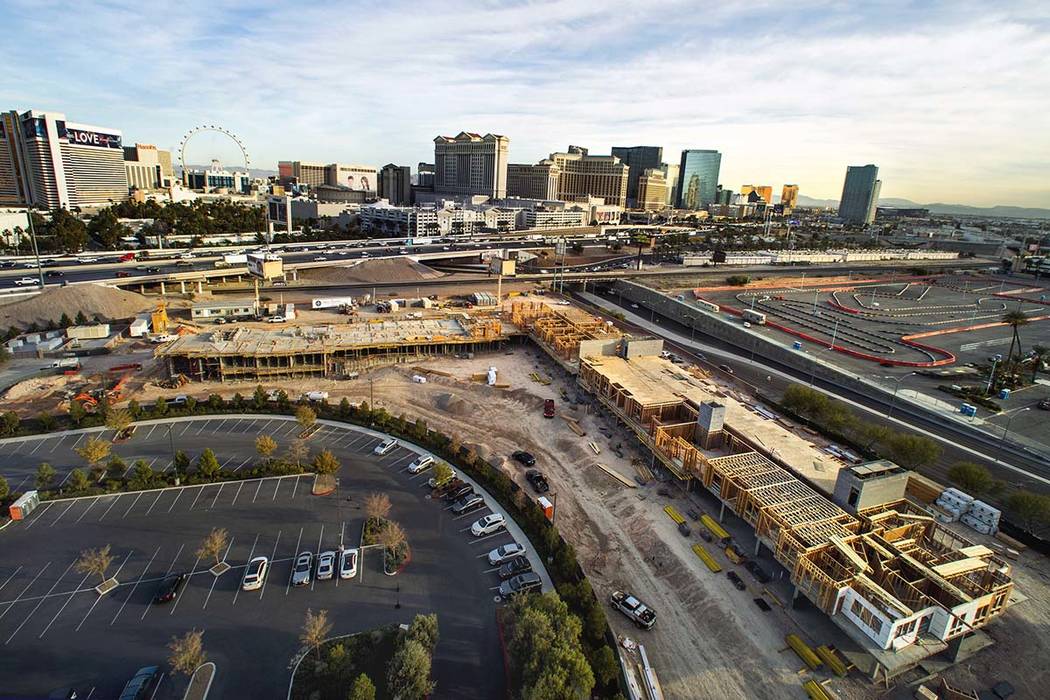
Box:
<box><xmin>75</xmin><ymin>551</ymin><xmax>134</xmax><ymax>631</ymax></box>
<box><xmin>12</xmin><ymin>475</ymin><xmax>31</xmax><ymax>493</ymax></box>
<box><xmin>209</xmin><ymin>483</ymin><xmax>224</xmax><ymax>509</ymax></box>
<box><xmin>469</xmin><ymin>532</ymin><xmax>508</xmax><ymax>545</ymax></box>
<box><xmin>286</xmin><ymin>527</ymin><xmax>304</xmax><ymax>595</ymax></box>
<box><xmin>166</xmin><ymin>487</ymin><xmax>185</xmax><ymax>513</ymax></box>
<box><xmin>195</xmin><ymin>421</ymin><xmax>210</xmax><ymax>436</ymax></box>
<box><xmin>48</xmin><ymin>436</ymin><xmax>66</xmax><ymax>453</ymax></box>
<box><xmin>454</xmin><ymin>508</ymin><xmax>491</xmax><ymax>521</ymax></box>
<box><xmin>97</xmin><ymin>495</ymin><xmax>121</xmax><ymax>521</ymax></box>
<box><xmin>230</xmin><ymin>482</ymin><xmax>244</xmax><ymax>507</ymax></box>
<box><xmin>202</xmin><ymin>537</ymin><xmax>235</xmax><ymax>610</ymax></box>
<box><xmin>177</xmin><ymin>424</ymin><xmax>192</xmax><ymax>437</ymax></box>
<box><xmin>344</xmin><ymin>435</ymin><xmax>368</xmax><ymax>450</ymax></box>
<box><xmin>142</xmin><ymin>543</ymin><xmax>184</xmax><ymax>620</ymax></box>
<box><xmin>311</xmin><ymin>525</ymin><xmax>324</xmax><ymax>591</ymax></box>
<box><xmin>219</xmin><ymin>457</ymin><xmax>235</xmax><ymax>470</ymax></box>
<box><xmin>22</xmin><ymin>502</ymin><xmax>54</xmax><ymax>530</ymax></box>
<box><xmin>121</xmin><ymin>492</ymin><xmax>144</xmax><ymax>519</ymax></box>
<box><xmin>110</xmin><ymin>546</ymin><xmax>161</xmax><ymax>625</ymax></box>
<box><xmin>188</xmin><ymin>485</ymin><xmax>207</xmax><ymax>511</ymax></box>
<box><xmin>143</xmin><ymin>491</ymin><xmax>165</xmax><ymax>517</ymax></box>
<box><xmin>272</xmin><ymin>479</ymin><xmax>281</xmax><ymax>501</ymax></box>
<box><xmin>260</xmin><ymin>530</ymin><xmax>281</xmax><ymax>601</ymax></box>
<box><xmin>5</xmin><ymin>559</ymin><xmax>78</xmax><ymax>645</ymax></box>
<box><xmin>0</xmin><ymin>567</ymin><xmax>24</xmax><ymax>597</ymax></box>
<box><xmin>143</xmin><ymin>425</ymin><xmax>158</xmax><ymax>440</ymax></box>
<box><xmin>291</xmin><ymin>477</ymin><xmax>299</xmax><ymax>500</ymax></box>
<box><xmin>48</xmin><ymin>500</ymin><xmax>79</xmax><ymax>527</ymax></box>
<box><xmin>253</xmin><ymin>480</ymin><xmax>264</xmax><ymax>503</ymax></box>
<box><xmin>231</xmin><ymin>534</ymin><xmax>260</xmax><ymax>606</ymax></box>
<box><xmin>0</xmin><ymin>562</ymin><xmax>51</xmax><ymax>623</ymax></box>
<box><xmin>27</xmin><ymin>440</ymin><xmax>45</xmax><ymax>455</ymax></box>
<box><xmin>71</xmin><ymin>434</ymin><xmax>86</xmax><ymax>448</ymax></box>
<box><xmin>217</xmin><ymin>418</ymin><xmax>230</xmax><ymax>432</ymax></box>
<box><xmin>37</xmin><ymin>571</ymin><xmax>91</xmax><ymax>639</ymax></box>
<box><xmin>233</xmin><ymin>457</ymin><xmax>252</xmax><ymax>472</ymax></box>
<box><xmin>168</xmin><ymin>554</ymin><xmax>201</xmax><ymax>617</ymax></box>
<box><xmin>58</xmin><ymin>469</ymin><xmax>75</xmax><ymax>488</ymax></box>
<box><xmin>73</xmin><ymin>496</ymin><xmax>102</xmax><ymax>524</ymax></box>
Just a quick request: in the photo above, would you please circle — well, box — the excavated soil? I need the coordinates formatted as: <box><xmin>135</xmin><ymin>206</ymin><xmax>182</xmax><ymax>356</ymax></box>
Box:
<box><xmin>0</xmin><ymin>285</ymin><xmax>155</xmax><ymax>328</ymax></box>
<box><xmin>301</xmin><ymin>258</ymin><xmax>446</xmax><ymax>285</ymax></box>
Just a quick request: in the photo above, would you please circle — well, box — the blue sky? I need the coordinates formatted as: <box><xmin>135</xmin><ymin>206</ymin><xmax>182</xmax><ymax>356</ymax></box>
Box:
<box><xmin>3</xmin><ymin>0</ymin><xmax>1048</xmax><ymax>207</ymax></box>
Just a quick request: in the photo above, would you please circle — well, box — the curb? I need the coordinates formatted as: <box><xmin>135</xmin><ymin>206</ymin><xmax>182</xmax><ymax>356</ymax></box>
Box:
<box><xmin>183</xmin><ymin>661</ymin><xmax>216</xmax><ymax>700</ymax></box>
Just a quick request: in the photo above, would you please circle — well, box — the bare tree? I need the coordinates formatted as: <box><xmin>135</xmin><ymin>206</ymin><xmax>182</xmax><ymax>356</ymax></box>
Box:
<box><xmin>196</xmin><ymin>528</ymin><xmax>229</xmax><ymax>566</ymax></box>
<box><xmin>76</xmin><ymin>544</ymin><xmax>114</xmax><ymax>584</ymax></box>
<box><xmin>300</xmin><ymin>608</ymin><xmax>332</xmax><ymax>660</ymax></box>
<box><xmin>168</xmin><ymin>629</ymin><xmax>207</xmax><ymax>676</ymax></box>
<box><xmin>364</xmin><ymin>492</ymin><xmax>392</xmax><ymax>523</ymax></box>
<box><xmin>379</xmin><ymin>520</ymin><xmax>407</xmax><ymax>554</ymax></box>
<box><xmin>286</xmin><ymin>439</ymin><xmax>310</xmax><ymax>469</ymax></box>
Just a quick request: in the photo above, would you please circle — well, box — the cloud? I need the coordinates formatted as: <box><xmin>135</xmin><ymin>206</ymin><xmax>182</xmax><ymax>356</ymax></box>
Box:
<box><xmin>2</xmin><ymin>0</ymin><xmax>1049</xmax><ymax>206</ymax></box>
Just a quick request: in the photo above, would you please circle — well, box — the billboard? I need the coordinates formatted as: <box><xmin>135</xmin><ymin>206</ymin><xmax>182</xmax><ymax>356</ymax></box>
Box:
<box><xmin>59</xmin><ymin>122</ymin><xmax>123</xmax><ymax>149</ymax></box>
<box><xmin>248</xmin><ymin>253</ymin><xmax>284</xmax><ymax>280</ymax></box>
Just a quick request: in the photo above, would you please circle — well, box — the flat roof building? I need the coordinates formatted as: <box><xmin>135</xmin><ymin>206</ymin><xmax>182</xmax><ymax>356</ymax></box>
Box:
<box><xmin>433</xmin><ymin>132</ymin><xmax>509</xmax><ymax>200</ymax></box>
<box><xmin>124</xmin><ymin>143</ymin><xmax>174</xmax><ymax>192</ymax></box>
<box><xmin>677</xmin><ymin>149</ymin><xmax>721</xmax><ymax>210</ymax></box>
<box><xmin>838</xmin><ymin>164</ymin><xmax>881</xmax><ymax>225</ymax></box>
<box><xmin>611</xmin><ymin>146</ymin><xmax>663</xmax><ymax>207</ymax></box>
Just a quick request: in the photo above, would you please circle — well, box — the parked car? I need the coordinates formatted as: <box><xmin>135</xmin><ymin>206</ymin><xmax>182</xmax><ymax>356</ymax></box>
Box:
<box><xmin>266</xmin><ymin>315</ymin><xmax>286</xmax><ymax>323</ymax></box>
<box><xmin>471</xmin><ymin>513</ymin><xmax>506</xmax><ymax>537</ymax></box>
<box><xmin>442</xmin><ymin>483</ymin><xmax>474</xmax><ymax>502</ymax></box>
<box><xmin>316</xmin><ymin>551</ymin><xmax>336</xmax><ymax>581</ymax></box>
<box><xmin>406</xmin><ymin>454</ymin><xmax>434</xmax><ymax>474</ymax></box>
<box><xmin>339</xmin><ymin>548</ymin><xmax>359</xmax><ymax>579</ymax></box>
<box><xmin>451</xmin><ymin>493</ymin><xmax>485</xmax><ymax>515</ymax></box>
<box><xmin>525</xmin><ymin>469</ymin><xmax>550</xmax><ymax>494</ymax></box>
<box><xmin>543</xmin><ymin>399</ymin><xmax>556</xmax><ymax>418</ymax></box>
<box><xmin>292</xmin><ymin>551</ymin><xmax>313</xmax><ymax>586</ymax></box>
<box><xmin>241</xmin><ymin>556</ymin><xmax>269</xmax><ymax>591</ymax></box>
<box><xmin>497</xmin><ymin>556</ymin><xmax>533</xmax><ymax>580</ymax></box>
<box><xmin>498</xmin><ymin>572</ymin><xmax>542</xmax><ymax>599</ymax></box>
<box><xmin>726</xmin><ymin>571</ymin><xmax>747</xmax><ymax>591</ymax></box>
<box><xmin>152</xmin><ymin>573</ymin><xmax>188</xmax><ymax>604</ymax></box>
<box><xmin>373</xmin><ymin>438</ymin><xmax>398</xmax><ymax>455</ymax></box>
<box><xmin>512</xmin><ymin>450</ymin><xmax>536</xmax><ymax>467</ymax></box>
<box><xmin>432</xmin><ymin>477</ymin><xmax>465</xmax><ymax>497</ymax></box>
<box><xmin>118</xmin><ymin>666</ymin><xmax>162</xmax><ymax>700</ymax></box>
<box><xmin>427</xmin><ymin>469</ymin><xmax>457</xmax><ymax>489</ymax></box>
<box><xmin>487</xmin><ymin>542</ymin><xmax>526</xmax><ymax>566</ymax></box>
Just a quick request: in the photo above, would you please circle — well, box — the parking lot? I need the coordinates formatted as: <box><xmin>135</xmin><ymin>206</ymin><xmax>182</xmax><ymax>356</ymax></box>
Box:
<box><xmin>0</xmin><ymin>417</ymin><xmax>545</xmax><ymax>699</ymax></box>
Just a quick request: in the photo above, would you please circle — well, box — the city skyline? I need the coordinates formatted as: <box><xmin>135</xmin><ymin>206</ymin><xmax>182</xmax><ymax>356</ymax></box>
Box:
<box><xmin>3</xmin><ymin>1</ymin><xmax>1048</xmax><ymax>208</ymax></box>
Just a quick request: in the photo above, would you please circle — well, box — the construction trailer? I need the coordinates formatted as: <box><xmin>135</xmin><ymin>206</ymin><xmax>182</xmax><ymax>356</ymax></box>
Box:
<box><xmin>576</xmin><ymin>349</ymin><xmax>1015</xmax><ymax>678</ymax></box>
<box><xmin>156</xmin><ymin>315</ymin><xmax>510</xmax><ymax>382</ymax></box>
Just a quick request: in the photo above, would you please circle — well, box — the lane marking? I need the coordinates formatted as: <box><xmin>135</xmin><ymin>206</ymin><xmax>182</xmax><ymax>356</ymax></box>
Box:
<box><xmin>286</xmin><ymin>527</ymin><xmax>304</xmax><ymax>596</ymax></box>
<box><xmin>259</xmin><ymin>530</ymin><xmax>281</xmax><ymax>601</ymax></box>
<box><xmin>311</xmin><ymin>525</ymin><xmax>324</xmax><ymax>592</ymax></box>
<box><xmin>143</xmin><ymin>425</ymin><xmax>158</xmax><ymax>440</ymax></box>
<box><xmin>73</xmin><ymin>496</ymin><xmax>102</xmax><ymax>523</ymax></box>
<box><xmin>22</xmin><ymin>502</ymin><xmax>54</xmax><ymax>530</ymax></box>
<box><xmin>230</xmin><ymin>481</ymin><xmax>244</xmax><ymax>507</ymax></box>
<box><xmin>209</xmin><ymin>483</ymin><xmax>224</xmax><ymax>509</ymax></box>
<box><xmin>143</xmin><ymin>491</ymin><xmax>165</xmax><ymax>517</ymax></box>
<box><xmin>272</xmin><ymin>479</ymin><xmax>281</xmax><ymax>501</ymax></box>
<box><xmin>97</xmin><ymin>495</ymin><xmax>121</xmax><ymax>521</ymax></box>
<box><xmin>0</xmin><ymin>567</ymin><xmax>24</xmax><ymax>597</ymax></box>
<box><xmin>291</xmin><ymin>477</ymin><xmax>299</xmax><ymax>500</ymax></box>
<box><xmin>49</xmin><ymin>500</ymin><xmax>80</xmax><ymax>527</ymax></box>
<box><xmin>166</xmin><ymin>487</ymin><xmax>185</xmax><ymax>513</ymax></box>
<box><xmin>0</xmin><ymin>562</ymin><xmax>51</xmax><ymax>622</ymax></box>
<box><xmin>231</xmin><ymin>533</ymin><xmax>260</xmax><ymax>606</ymax></box>
<box><xmin>48</xmin><ymin>436</ymin><xmax>67</xmax><ymax>453</ymax></box>
<box><xmin>187</xmin><ymin>485</ymin><xmax>207</xmax><ymax>511</ymax></box>
<box><xmin>253</xmin><ymin>480</ymin><xmax>264</xmax><ymax>503</ymax></box>
<box><xmin>110</xmin><ymin>545</ymin><xmax>161</xmax><ymax>625</ymax></box>
<box><xmin>233</xmin><ymin>457</ymin><xmax>252</xmax><ymax>472</ymax></box>
<box><xmin>4</xmin><ymin>559</ymin><xmax>78</xmax><ymax>645</ymax></box>
<box><xmin>37</xmin><ymin>571</ymin><xmax>91</xmax><ymax>639</ymax></box>
<box><xmin>121</xmin><ymin>492</ymin><xmax>144</xmax><ymax>519</ymax></box>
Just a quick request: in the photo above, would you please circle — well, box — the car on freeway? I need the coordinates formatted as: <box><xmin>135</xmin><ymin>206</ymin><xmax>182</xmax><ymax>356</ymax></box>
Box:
<box><xmin>118</xmin><ymin>666</ymin><xmax>162</xmax><ymax>700</ymax></box>
<box><xmin>44</xmin><ymin>270</ymin><xmax>64</xmax><ymax>278</ymax></box>
<box><xmin>214</xmin><ymin>317</ymin><xmax>228</xmax><ymax>325</ymax></box>
<box><xmin>339</xmin><ymin>548</ymin><xmax>359</xmax><ymax>579</ymax></box>
<box><xmin>406</xmin><ymin>454</ymin><xmax>434</xmax><ymax>474</ymax></box>
<box><xmin>316</xmin><ymin>551</ymin><xmax>336</xmax><ymax>581</ymax></box>
<box><xmin>718</xmin><ymin>364</ymin><xmax>734</xmax><ymax>374</ymax></box>
<box><xmin>13</xmin><ymin>277</ymin><xmax>38</xmax><ymax>286</ymax></box>
<box><xmin>487</xmin><ymin>542</ymin><xmax>526</xmax><ymax>565</ymax></box>
<box><xmin>543</xmin><ymin>399</ymin><xmax>556</xmax><ymax>418</ymax></box>
<box><xmin>78</xmin><ymin>257</ymin><xmax>99</xmax><ymax>264</ymax></box>
<box><xmin>451</xmin><ymin>492</ymin><xmax>485</xmax><ymax>515</ymax></box>
<box><xmin>374</xmin><ymin>437</ymin><xmax>398</xmax><ymax>455</ymax></box>
<box><xmin>144</xmin><ymin>266</ymin><xmax>161</xmax><ymax>273</ymax></box>
<box><xmin>498</xmin><ymin>572</ymin><xmax>542</xmax><ymax>599</ymax></box>
<box><xmin>471</xmin><ymin>513</ymin><xmax>506</xmax><ymax>537</ymax></box>
<box><xmin>241</xmin><ymin>556</ymin><xmax>269</xmax><ymax>591</ymax></box>
<box><xmin>497</xmin><ymin>555</ymin><xmax>532</xmax><ymax>580</ymax></box>
<box><xmin>726</xmin><ymin>570</ymin><xmax>747</xmax><ymax>591</ymax></box>
<box><xmin>152</xmin><ymin>572</ymin><xmax>188</xmax><ymax>604</ymax></box>
<box><xmin>525</xmin><ymin>469</ymin><xmax>550</xmax><ymax>494</ymax></box>
<box><xmin>292</xmin><ymin>551</ymin><xmax>313</xmax><ymax>586</ymax></box>
<box><xmin>428</xmin><ymin>468</ymin><xmax>457</xmax><ymax>489</ymax></box>
<box><xmin>114</xmin><ymin>270</ymin><xmax>131</xmax><ymax>278</ymax></box>
<box><xmin>314</xmin><ymin>256</ymin><xmax>328</xmax><ymax>261</ymax></box>
<box><xmin>512</xmin><ymin>450</ymin><xmax>536</xmax><ymax>467</ymax></box>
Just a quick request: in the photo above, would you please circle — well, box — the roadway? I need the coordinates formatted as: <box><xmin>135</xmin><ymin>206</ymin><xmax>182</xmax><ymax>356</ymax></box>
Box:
<box><xmin>575</xmin><ymin>287</ymin><xmax>1050</xmax><ymax>490</ymax></box>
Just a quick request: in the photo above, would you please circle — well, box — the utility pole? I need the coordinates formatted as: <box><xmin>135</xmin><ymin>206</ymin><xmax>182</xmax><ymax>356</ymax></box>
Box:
<box><xmin>26</xmin><ymin>207</ymin><xmax>44</xmax><ymax>289</ymax></box>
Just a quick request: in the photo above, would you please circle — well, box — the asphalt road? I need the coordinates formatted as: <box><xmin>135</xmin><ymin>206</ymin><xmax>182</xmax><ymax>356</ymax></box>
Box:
<box><xmin>0</xmin><ymin>416</ymin><xmax>543</xmax><ymax>699</ymax></box>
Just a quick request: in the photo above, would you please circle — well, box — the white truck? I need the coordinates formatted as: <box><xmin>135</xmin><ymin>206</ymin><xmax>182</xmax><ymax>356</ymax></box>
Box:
<box><xmin>214</xmin><ymin>253</ymin><xmax>248</xmax><ymax>268</ymax></box>
<box><xmin>302</xmin><ymin>391</ymin><xmax>329</xmax><ymax>402</ymax></box>
<box><xmin>611</xmin><ymin>590</ymin><xmax>657</xmax><ymax>629</ymax></box>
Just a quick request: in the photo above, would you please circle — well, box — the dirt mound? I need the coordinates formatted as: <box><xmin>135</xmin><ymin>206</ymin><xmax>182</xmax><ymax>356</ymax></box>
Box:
<box><xmin>0</xmin><ymin>284</ymin><xmax>154</xmax><ymax>329</ymax></box>
<box><xmin>433</xmin><ymin>392</ymin><xmax>470</xmax><ymax>416</ymax></box>
<box><xmin>303</xmin><ymin>258</ymin><xmax>446</xmax><ymax>285</ymax></box>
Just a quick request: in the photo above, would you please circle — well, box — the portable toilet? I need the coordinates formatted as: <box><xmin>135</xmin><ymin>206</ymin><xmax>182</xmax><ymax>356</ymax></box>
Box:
<box><xmin>9</xmin><ymin>491</ymin><xmax>40</xmax><ymax>521</ymax></box>
<box><xmin>537</xmin><ymin>496</ymin><xmax>554</xmax><ymax>522</ymax></box>
<box><xmin>793</xmin><ymin>341</ymin><xmax>803</xmax><ymax>350</ymax></box>
<box><xmin>998</xmin><ymin>388</ymin><xmax>1011</xmax><ymax>400</ymax></box>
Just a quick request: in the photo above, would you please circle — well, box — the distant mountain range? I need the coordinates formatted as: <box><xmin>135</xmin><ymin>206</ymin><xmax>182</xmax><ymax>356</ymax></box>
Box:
<box><xmin>795</xmin><ymin>194</ymin><xmax>1050</xmax><ymax>220</ymax></box>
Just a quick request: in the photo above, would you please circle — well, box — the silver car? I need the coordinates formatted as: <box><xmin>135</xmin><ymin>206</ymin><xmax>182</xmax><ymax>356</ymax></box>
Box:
<box><xmin>316</xmin><ymin>551</ymin><xmax>336</xmax><ymax>581</ymax></box>
<box><xmin>292</xmin><ymin>551</ymin><xmax>313</xmax><ymax>586</ymax></box>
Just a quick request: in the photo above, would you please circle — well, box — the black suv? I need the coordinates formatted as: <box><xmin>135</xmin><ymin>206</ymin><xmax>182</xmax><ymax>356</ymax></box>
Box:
<box><xmin>512</xmin><ymin>450</ymin><xmax>536</xmax><ymax>467</ymax></box>
<box><xmin>498</xmin><ymin>555</ymin><xmax>533</xmax><ymax>580</ymax></box>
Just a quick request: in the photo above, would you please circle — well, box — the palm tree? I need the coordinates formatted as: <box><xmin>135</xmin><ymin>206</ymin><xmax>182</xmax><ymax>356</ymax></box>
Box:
<box><xmin>1002</xmin><ymin>309</ymin><xmax>1030</xmax><ymax>371</ymax></box>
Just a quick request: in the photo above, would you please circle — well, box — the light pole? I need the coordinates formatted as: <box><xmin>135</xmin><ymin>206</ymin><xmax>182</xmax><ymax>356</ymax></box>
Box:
<box><xmin>984</xmin><ymin>354</ymin><xmax>1002</xmax><ymax>396</ymax></box>
<box><xmin>885</xmin><ymin>372</ymin><xmax>917</xmax><ymax>419</ymax></box>
<box><xmin>1001</xmin><ymin>408</ymin><xmax>1030</xmax><ymax>444</ymax></box>
<box><xmin>25</xmin><ymin>206</ymin><xmax>45</xmax><ymax>288</ymax></box>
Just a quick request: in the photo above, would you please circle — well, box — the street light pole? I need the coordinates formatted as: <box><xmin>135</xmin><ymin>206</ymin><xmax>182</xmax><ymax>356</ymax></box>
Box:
<box><xmin>886</xmin><ymin>372</ymin><xmax>917</xmax><ymax>419</ymax></box>
<box><xmin>1001</xmin><ymin>408</ymin><xmax>1030</xmax><ymax>444</ymax></box>
<box><xmin>25</xmin><ymin>207</ymin><xmax>44</xmax><ymax>288</ymax></box>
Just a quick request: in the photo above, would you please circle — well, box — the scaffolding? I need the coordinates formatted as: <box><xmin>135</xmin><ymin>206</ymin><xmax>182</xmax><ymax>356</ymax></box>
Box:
<box><xmin>511</xmin><ymin>301</ymin><xmax>620</xmax><ymax>363</ymax></box>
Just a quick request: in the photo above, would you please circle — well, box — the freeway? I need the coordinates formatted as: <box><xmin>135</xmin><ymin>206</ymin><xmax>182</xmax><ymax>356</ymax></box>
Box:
<box><xmin>575</xmin><ymin>288</ymin><xmax>1050</xmax><ymax>489</ymax></box>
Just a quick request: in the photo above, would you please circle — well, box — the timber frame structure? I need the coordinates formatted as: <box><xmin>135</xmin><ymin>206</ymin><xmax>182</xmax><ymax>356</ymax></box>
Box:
<box><xmin>577</xmin><ymin>351</ymin><xmax>1015</xmax><ymax>660</ymax></box>
<box><xmin>510</xmin><ymin>301</ymin><xmax>620</xmax><ymax>368</ymax></box>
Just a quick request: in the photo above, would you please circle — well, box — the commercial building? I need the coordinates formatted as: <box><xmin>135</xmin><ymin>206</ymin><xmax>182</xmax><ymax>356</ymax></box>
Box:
<box><xmin>636</xmin><ymin>169</ymin><xmax>668</xmax><ymax>210</ymax></box>
<box><xmin>278</xmin><ymin>161</ymin><xmax>327</xmax><ymax>188</ymax></box>
<box><xmin>507</xmin><ymin>161</ymin><xmax>559</xmax><ymax>201</ymax></box>
<box><xmin>325</xmin><ymin>163</ymin><xmax>376</xmax><ymax>192</ymax></box>
<box><xmin>378</xmin><ymin>164</ymin><xmax>412</xmax><ymax>205</ymax></box>
<box><xmin>433</xmin><ymin>132</ymin><xmax>509</xmax><ymax>199</ymax></box>
<box><xmin>611</xmin><ymin>146</ymin><xmax>663</xmax><ymax>206</ymax></box>
<box><xmin>676</xmin><ymin>149</ymin><xmax>721</xmax><ymax>210</ymax></box>
<box><xmin>0</xmin><ymin>109</ymin><xmax>129</xmax><ymax>209</ymax></box>
<box><xmin>359</xmin><ymin>201</ymin><xmax>438</xmax><ymax>237</ymax></box>
<box><xmin>183</xmin><ymin>161</ymin><xmax>251</xmax><ymax>194</ymax></box>
<box><xmin>838</xmin><ymin>164</ymin><xmax>881</xmax><ymax>225</ymax></box>
<box><xmin>740</xmin><ymin>184</ymin><xmax>773</xmax><ymax>204</ymax></box>
<box><xmin>519</xmin><ymin>206</ymin><xmax>588</xmax><ymax>230</ymax></box>
<box><xmin>549</xmin><ymin>147</ymin><xmax>629</xmax><ymax>207</ymax></box>
<box><xmin>123</xmin><ymin>144</ymin><xmax>174</xmax><ymax>192</ymax></box>
<box><xmin>781</xmin><ymin>184</ymin><xmax>799</xmax><ymax>208</ymax></box>
<box><xmin>662</xmin><ymin>163</ymin><xmax>679</xmax><ymax>206</ymax></box>
<box><xmin>416</xmin><ymin>162</ymin><xmax>435</xmax><ymax>188</ymax></box>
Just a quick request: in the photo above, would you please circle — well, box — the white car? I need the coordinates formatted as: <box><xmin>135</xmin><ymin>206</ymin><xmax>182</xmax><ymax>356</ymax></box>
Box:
<box><xmin>241</xmin><ymin>556</ymin><xmax>269</xmax><ymax>591</ymax></box>
<box><xmin>149</xmin><ymin>334</ymin><xmax>178</xmax><ymax>344</ymax></box>
<box><xmin>339</xmin><ymin>548</ymin><xmax>358</xmax><ymax>579</ymax></box>
<box><xmin>13</xmin><ymin>277</ymin><xmax>38</xmax><ymax>286</ymax></box>
<box><xmin>316</xmin><ymin>551</ymin><xmax>336</xmax><ymax>581</ymax></box>
<box><xmin>179</xmin><ymin>252</ymin><xmax>195</xmax><ymax>259</ymax></box>
<box><xmin>266</xmin><ymin>315</ymin><xmax>285</xmax><ymax>323</ymax></box>
<box><xmin>471</xmin><ymin>513</ymin><xmax>506</xmax><ymax>537</ymax></box>
<box><xmin>487</xmin><ymin>542</ymin><xmax>526</xmax><ymax>566</ymax></box>
<box><xmin>406</xmin><ymin>455</ymin><xmax>434</xmax><ymax>474</ymax></box>
<box><xmin>373</xmin><ymin>438</ymin><xmax>398</xmax><ymax>455</ymax></box>
<box><xmin>292</xmin><ymin>551</ymin><xmax>313</xmax><ymax>586</ymax></box>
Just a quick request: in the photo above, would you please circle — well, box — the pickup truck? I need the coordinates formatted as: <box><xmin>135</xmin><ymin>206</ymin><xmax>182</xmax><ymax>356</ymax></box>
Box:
<box><xmin>525</xmin><ymin>469</ymin><xmax>550</xmax><ymax>494</ymax></box>
<box><xmin>13</xmin><ymin>277</ymin><xmax>39</xmax><ymax>286</ymax></box>
<box><xmin>610</xmin><ymin>590</ymin><xmax>656</xmax><ymax>629</ymax></box>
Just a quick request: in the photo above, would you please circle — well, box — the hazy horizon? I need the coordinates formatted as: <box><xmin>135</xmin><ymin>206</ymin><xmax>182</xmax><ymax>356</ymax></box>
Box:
<box><xmin>3</xmin><ymin>0</ymin><xmax>1048</xmax><ymax>208</ymax></box>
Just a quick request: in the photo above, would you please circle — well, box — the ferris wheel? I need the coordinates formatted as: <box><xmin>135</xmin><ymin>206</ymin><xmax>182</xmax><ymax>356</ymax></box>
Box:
<box><xmin>178</xmin><ymin>125</ymin><xmax>251</xmax><ymax>173</ymax></box>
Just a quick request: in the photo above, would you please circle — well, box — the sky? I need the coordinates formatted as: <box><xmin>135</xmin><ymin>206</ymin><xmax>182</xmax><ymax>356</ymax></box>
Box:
<box><xmin>3</xmin><ymin>0</ymin><xmax>1049</xmax><ymax>208</ymax></box>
